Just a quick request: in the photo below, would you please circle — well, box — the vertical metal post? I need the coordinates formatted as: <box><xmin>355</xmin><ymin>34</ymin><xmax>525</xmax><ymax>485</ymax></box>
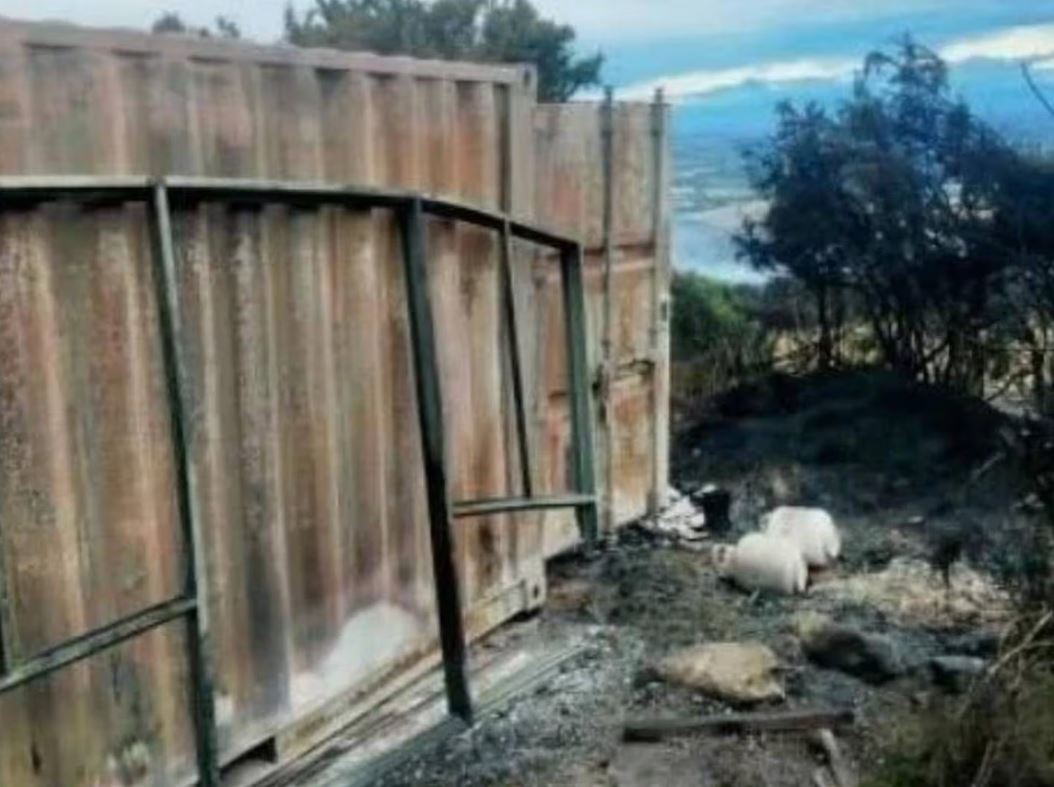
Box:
<box><xmin>599</xmin><ymin>85</ymin><xmax>616</xmax><ymax>534</ymax></box>
<box><xmin>499</xmin><ymin>81</ymin><xmax>533</xmax><ymax>499</ymax></box>
<box><xmin>499</xmin><ymin>84</ymin><xmax>514</xmax><ymax>215</ymax></box>
<box><xmin>0</xmin><ymin>528</ymin><xmax>16</xmax><ymax>675</ymax></box>
<box><xmin>499</xmin><ymin>220</ymin><xmax>533</xmax><ymax>498</ymax></box>
<box><xmin>560</xmin><ymin>243</ymin><xmax>599</xmax><ymax>545</ymax></box>
<box><xmin>0</xmin><ymin>561</ymin><xmax>9</xmax><ymax>675</ymax></box>
<box><xmin>649</xmin><ymin>87</ymin><xmax>671</xmax><ymax>513</ymax></box>
<box><xmin>148</xmin><ymin>182</ymin><xmax>221</xmax><ymax>787</ymax></box>
<box><xmin>399</xmin><ymin>198</ymin><xmax>474</xmax><ymax>724</ymax></box>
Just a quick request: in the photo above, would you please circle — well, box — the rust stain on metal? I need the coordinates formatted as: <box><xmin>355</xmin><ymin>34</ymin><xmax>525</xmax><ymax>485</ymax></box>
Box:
<box><xmin>0</xmin><ymin>18</ymin><xmax>669</xmax><ymax>786</ymax></box>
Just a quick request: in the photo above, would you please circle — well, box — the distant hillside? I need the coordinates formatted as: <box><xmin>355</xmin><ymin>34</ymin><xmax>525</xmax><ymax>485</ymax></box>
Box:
<box><xmin>670</xmin><ymin>57</ymin><xmax>1054</xmax><ymax>280</ymax></box>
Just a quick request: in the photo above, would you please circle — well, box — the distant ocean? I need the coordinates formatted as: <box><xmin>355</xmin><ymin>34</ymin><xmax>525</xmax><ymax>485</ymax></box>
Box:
<box><xmin>670</xmin><ymin>99</ymin><xmax>770</xmax><ymax>284</ymax></box>
<box><xmin>663</xmin><ymin>53</ymin><xmax>1054</xmax><ymax>285</ymax></box>
<box><xmin>674</xmin><ymin>206</ymin><xmax>767</xmax><ymax>284</ymax></box>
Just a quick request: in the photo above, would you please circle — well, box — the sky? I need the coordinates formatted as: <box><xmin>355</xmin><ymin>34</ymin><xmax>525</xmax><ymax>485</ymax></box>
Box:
<box><xmin>4</xmin><ymin>2</ymin><xmax>1054</xmax><ymax>99</ymax></box>
<box><xmin>4</xmin><ymin>2</ymin><xmax>1054</xmax><ymax>112</ymax></box>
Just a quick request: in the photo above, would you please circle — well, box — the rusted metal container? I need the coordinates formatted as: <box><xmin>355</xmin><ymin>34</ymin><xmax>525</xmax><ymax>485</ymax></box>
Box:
<box><xmin>0</xmin><ymin>18</ymin><xmax>669</xmax><ymax>787</ymax></box>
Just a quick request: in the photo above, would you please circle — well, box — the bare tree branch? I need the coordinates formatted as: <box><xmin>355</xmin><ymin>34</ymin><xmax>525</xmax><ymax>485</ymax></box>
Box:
<box><xmin>1021</xmin><ymin>62</ymin><xmax>1054</xmax><ymax>122</ymax></box>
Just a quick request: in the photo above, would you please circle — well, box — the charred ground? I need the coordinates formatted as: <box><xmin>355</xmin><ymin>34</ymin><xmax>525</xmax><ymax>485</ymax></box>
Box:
<box><xmin>379</xmin><ymin>370</ymin><xmax>1033</xmax><ymax>786</ymax></box>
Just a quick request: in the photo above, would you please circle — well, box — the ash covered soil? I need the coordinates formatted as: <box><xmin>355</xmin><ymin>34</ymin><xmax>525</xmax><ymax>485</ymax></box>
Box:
<box><xmin>380</xmin><ymin>370</ymin><xmax>1033</xmax><ymax>787</ymax></box>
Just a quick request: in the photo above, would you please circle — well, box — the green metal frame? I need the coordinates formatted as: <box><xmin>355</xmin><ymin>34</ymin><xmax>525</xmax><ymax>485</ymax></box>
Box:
<box><xmin>0</xmin><ymin>175</ymin><xmax>599</xmax><ymax>771</ymax></box>
<box><xmin>0</xmin><ymin>180</ymin><xmax>222</xmax><ymax>785</ymax></box>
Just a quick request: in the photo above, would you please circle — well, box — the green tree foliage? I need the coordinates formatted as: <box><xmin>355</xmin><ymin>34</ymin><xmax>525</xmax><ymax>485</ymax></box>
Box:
<box><xmin>737</xmin><ymin>38</ymin><xmax>1045</xmax><ymax>392</ymax></box>
<box><xmin>988</xmin><ymin>152</ymin><xmax>1054</xmax><ymax>413</ymax></box>
<box><xmin>476</xmin><ymin>1</ymin><xmax>603</xmax><ymax>103</ymax></box>
<box><xmin>671</xmin><ymin>272</ymin><xmax>752</xmax><ymax>361</ymax></box>
<box><xmin>284</xmin><ymin>0</ymin><xmax>603</xmax><ymax>101</ymax></box>
<box><xmin>152</xmin><ymin>12</ymin><xmax>241</xmax><ymax>38</ymax></box>
<box><xmin>738</xmin><ymin>102</ymin><xmax>856</xmax><ymax>369</ymax></box>
<box><xmin>214</xmin><ymin>16</ymin><xmax>242</xmax><ymax>39</ymax></box>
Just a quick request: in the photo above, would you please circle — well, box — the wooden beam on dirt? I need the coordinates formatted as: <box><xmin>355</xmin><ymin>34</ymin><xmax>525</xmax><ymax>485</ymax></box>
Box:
<box><xmin>623</xmin><ymin>708</ymin><xmax>856</xmax><ymax>742</ymax></box>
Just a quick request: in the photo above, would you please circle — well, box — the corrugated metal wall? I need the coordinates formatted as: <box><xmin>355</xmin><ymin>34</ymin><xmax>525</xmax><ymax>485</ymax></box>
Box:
<box><xmin>532</xmin><ymin>102</ymin><xmax>671</xmax><ymax>555</ymax></box>
<box><xmin>0</xmin><ymin>18</ymin><xmax>668</xmax><ymax>787</ymax></box>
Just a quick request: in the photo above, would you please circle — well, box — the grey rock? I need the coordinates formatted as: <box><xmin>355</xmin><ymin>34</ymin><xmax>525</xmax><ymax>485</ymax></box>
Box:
<box><xmin>800</xmin><ymin>624</ymin><xmax>905</xmax><ymax>684</ymax></box>
<box><xmin>929</xmin><ymin>655</ymin><xmax>987</xmax><ymax>693</ymax></box>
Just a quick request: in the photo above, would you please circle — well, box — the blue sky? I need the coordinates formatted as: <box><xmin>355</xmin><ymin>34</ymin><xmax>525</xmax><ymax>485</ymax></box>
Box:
<box><xmin>555</xmin><ymin>4</ymin><xmax>1054</xmax><ymax>158</ymax></box>
<box><xmin>2</xmin><ymin>1</ymin><xmax>1052</xmax><ymax>142</ymax></box>
<box><xmin>5</xmin><ymin>2</ymin><xmax>1053</xmax><ymax>114</ymax></box>
<box><xmin>4</xmin><ymin>3</ymin><xmax>1053</xmax><ymax>86</ymax></box>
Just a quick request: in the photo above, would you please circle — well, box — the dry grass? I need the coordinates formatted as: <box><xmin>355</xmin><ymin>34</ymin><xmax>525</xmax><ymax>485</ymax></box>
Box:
<box><xmin>865</xmin><ymin>614</ymin><xmax>1054</xmax><ymax>787</ymax></box>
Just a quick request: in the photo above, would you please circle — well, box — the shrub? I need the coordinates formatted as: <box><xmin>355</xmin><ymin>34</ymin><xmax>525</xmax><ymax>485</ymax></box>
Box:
<box><xmin>999</xmin><ymin>419</ymin><xmax>1054</xmax><ymax>609</ymax></box>
<box><xmin>867</xmin><ymin>619</ymin><xmax>1054</xmax><ymax>787</ymax></box>
<box><xmin>670</xmin><ymin>273</ymin><xmax>786</xmax><ymax>414</ymax></box>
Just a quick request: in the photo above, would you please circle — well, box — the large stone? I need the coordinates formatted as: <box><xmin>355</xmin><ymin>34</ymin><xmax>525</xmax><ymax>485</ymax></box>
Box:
<box><xmin>656</xmin><ymin>642</ymin><xmax>784</xmax><ymax>704</ymax></box>
<box><xmin>796</xmin><ymin>614</ymin><xmax>905</xmax><ymax>684</ymax></box>
<box><xmin>929</xmin><ymin>655</ymin><xmax>987</xmax><ymax>694</ymax></box>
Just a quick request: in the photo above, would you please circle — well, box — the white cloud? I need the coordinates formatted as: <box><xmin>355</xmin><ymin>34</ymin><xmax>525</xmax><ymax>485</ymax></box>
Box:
<box><xmin>616</xmin><ymin>21</ymin><xmax>1054</xmax><ymax>102</ymax></box>
<box><xmin>0</xmin><ymin>0</ymin><xmax>981</xmax><ymax>47</ymax></box>
<box><xmin>617</xmin><ymin>56</ymin><xmax>858</xmax><ymax>101</ymax></box>
<box><xmin>530</xmin><ymin>0</ymin><xmax>954</xmax><ymax>44</ymax></box>
<box><xmin>939</xmin><ymin>23</ymin><xmax>1054</xmax><ymax>64</ymax></box>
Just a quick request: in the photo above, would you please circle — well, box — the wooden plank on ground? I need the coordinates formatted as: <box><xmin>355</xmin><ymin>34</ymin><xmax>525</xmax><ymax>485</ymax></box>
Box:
<box><xmin>623</xmin><ymin>708</ymin><xmax>856</xmax><ymax>743</ymax></box>
<box><xmin>259</xmin><ymin>636</ymin><xmax>585</xmax><ymax>787</ymax></box>
<box><xmin>811</xmin><ymin>728</ymin><xmax>858</xmax><ymax>787</ymax></box>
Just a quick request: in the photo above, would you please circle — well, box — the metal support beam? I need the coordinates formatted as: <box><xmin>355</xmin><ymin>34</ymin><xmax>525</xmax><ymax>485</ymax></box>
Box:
<box><xmin>599</xmin><ymin>85</ymin><xmax>616</xmax><ymax>535</ymax></box>
<box><xmin>0</xmin><ymin>598</ymin><xmax>196</xmax><ymax>694</ymax></box>
<box><xmin>148</xmin><ymin>183</ymin><xmax>221</xmax><ymax>787</ymax></box>
<box><xmin>399</xmin><ymin>198</ymin><xmax>474</xmax><ymax>724</ymax></box>
<box><xmin>452</xmin><ymin>494</ymin><xmax>595</xmax><ymax>519</ymax></box>
<box><xmin>0</xmin><ymin>176</ymin><xmax>151</xmax><ymax>207</ymax></box>
<box><xmin>560</xmin><ymin>244</ymin><xmax>600</xmax><ymax>545</ymax></box>
<box><xmin>0</xmin><ymin>532</ymin><xmax>14</xmax><ymax>674</ymax></box>
<box><xmin>0</xmin><ymin>174</ymin><xmax>577</xmax><ymax>250</ymax></box>
<box><xmin>157</xmin><ymin>176</ymin><xmax>575</xmax><ymax>252</ymax></box>
<box><xmin>649</xmin><ymin>87</ymin><xmax>671</xmax><ymax>514</ymax></box>
<box><xmin>499</xmin><ymin>220</ymin><xmax>533</xmax><ymax>498</ymax></box>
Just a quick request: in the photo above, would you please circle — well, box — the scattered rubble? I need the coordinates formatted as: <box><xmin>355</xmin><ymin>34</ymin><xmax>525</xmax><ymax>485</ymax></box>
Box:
<box><xmin>655</xmin><ymin>642</ymin><xmax>785</xmax><ymax>704</ymax></box>
<box><xmin>637</xmin><ymin>486</ymin><xmax>709</xmax><ymax>545</ymax></box>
